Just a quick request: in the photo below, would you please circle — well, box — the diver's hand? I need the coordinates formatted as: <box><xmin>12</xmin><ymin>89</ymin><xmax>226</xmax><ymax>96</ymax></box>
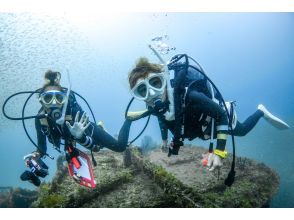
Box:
<box><xmin>23</xmin><ymin>151</ymin><xmax>40</xmax><ymax>161</ymax></box>
<box><xmin>207</xmin><ymin>153</ymin><xmax>223</xmax><ymax>171</ymax></box>
<box><xmin>66</xmin><ymin>111</ymin><xmax>90</xmax><ymax>139</ymax></box>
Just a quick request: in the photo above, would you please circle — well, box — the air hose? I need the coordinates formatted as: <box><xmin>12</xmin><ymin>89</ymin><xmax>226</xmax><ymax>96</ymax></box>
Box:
<box><xmin>2</xmin><ymin>89</ymin><xmax>97</xmax><ymax>158</ymax></box>
<box><xmin>124</xmin><ymin>97</ymin><xmax>151</xmax><ymax>144</ymax></box>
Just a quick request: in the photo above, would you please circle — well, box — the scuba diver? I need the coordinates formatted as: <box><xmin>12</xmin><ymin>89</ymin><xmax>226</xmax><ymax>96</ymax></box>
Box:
<box><xmin>3</xmin><ymin>70</ymin><xmax>132</xmax><ymax>187</ymax></box>
<box><xmin>126</xmin><ymin>56</ymin><xmax>290</xmax><ymax>172</ymax></box>
<box><xmin>36</xmin><ymin>70</ymin><xmax>131</xmax><ymax>153</ymax></box>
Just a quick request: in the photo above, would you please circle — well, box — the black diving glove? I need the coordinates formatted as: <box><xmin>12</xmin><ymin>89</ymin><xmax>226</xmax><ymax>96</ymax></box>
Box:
<box><xmin>168</xmin><ymin>138</ymin><xmax>184</xmax><ymax>157</ymax></box>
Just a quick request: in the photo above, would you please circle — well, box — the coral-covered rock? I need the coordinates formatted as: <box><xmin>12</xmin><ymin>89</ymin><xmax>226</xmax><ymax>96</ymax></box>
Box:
<box><xmin>30</xmin><ymin>145</ymin><xmax>279</xmax><ymax>208</ymax></box>
<box><xmin>0</xmin><ymin>187</ymin><xmax>38</xmax><ymax>208</ymax></box>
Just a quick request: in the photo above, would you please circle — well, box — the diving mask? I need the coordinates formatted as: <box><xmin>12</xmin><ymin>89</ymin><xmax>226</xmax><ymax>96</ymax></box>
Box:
<box><xmin>39</xmin><ymin>90</ymin><xmax>66</xmax><ymax>105</ymax></box>
<box><xmin>131</xmin><ymin>73</ymin><xmax>166</xmax><ymax>101</ymax></box>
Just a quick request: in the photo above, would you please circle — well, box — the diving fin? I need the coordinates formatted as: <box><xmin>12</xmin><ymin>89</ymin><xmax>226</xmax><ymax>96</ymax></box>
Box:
<box><xmin>258</xmin><ymin>104</ymin><xmax>290</xmax><ymax>130</ymax></box>
<box><xmin>67</xmin><ymin>148</ymin><xmax>96</xmax><ymax>188</ymax></box>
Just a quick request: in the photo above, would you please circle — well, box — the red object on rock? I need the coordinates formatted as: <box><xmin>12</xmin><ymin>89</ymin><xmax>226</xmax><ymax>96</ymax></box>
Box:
<box><xmin>202</xmin><ymin>158</ymin><xmax>208</xmax><ymax>166</ymax></box>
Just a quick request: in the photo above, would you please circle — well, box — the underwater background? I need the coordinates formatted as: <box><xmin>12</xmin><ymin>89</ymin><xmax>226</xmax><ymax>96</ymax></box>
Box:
<box><xmin>0</xmin><ymin>13</ymin><xmax>293</xmax><ymax>207</ymax></box>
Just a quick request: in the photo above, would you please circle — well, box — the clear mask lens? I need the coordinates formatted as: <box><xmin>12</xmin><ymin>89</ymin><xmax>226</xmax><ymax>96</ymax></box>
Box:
<box><xmin>43</xmin><ymin>93</ymin><xmax>53</xmax><ymax>104</ymax></box>
<box><xmin>40</xmin><ymin>91</ymin><xmax>66</xmax><ymax>105</ymax></box>
<box><xmin>148</xmin><ymin>76</ymin><xmax>163</xmax><ymax>89</ymax></box>
<box><xmin>55</xmin><ymin>93</ymin><xmax>65</xmax><ymax>104</ymax></box>
<box><xmin>136</xmin><ymin>84</ymin><xmax>147</xmax><ymax>98</ymax></box>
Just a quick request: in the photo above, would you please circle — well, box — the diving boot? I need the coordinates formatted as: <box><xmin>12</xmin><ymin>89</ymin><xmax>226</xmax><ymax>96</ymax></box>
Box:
<box><xmin>168</xmin><ymin>139</ymin><xmax>183</xmax><ymax>157</ymax></box>
<box><xmin>258</xmin><ymin>104</ymin><xmax>290</xmax><ymax>130</ymax></box>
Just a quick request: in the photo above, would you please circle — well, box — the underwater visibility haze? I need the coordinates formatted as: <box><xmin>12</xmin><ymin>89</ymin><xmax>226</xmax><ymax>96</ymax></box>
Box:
<box><xmin>0</xmin><ymin>13</ymin><xmax>293</xmax><ymax>207</ymax></box>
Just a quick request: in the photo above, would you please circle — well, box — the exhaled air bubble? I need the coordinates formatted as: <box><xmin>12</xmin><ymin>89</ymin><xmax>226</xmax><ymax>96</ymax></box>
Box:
<box><xmin>151</xmin><ymin>35</ymin><xmax>176</xmax><ymax>55</ymax></box>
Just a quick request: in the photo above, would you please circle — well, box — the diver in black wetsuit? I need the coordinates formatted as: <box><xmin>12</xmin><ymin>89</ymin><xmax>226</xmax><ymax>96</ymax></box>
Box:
<box><xmin>36</xmin><ymin>70</ymin><xmax>131</xmax><ymax>154</ymax></box>
<box><xmin>21</xmin><ymin>70</ymin><xmax>131</xmax><ymax>186</ymax></box>
<box><xmin>127</xmin><ymin>57</ymin><xmax>290</xmax><ymax>171</ymax></box>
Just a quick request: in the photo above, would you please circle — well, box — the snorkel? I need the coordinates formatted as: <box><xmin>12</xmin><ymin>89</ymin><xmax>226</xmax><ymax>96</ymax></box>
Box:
<box><xmin>148</xmin><ymin>44</ymin><xmax>175</xmax><ymax>121</ymax></box>
<box><xmin>56</xmin><ymin>70</ymin><xmax>71</xmax><ymax>125</ymax></box>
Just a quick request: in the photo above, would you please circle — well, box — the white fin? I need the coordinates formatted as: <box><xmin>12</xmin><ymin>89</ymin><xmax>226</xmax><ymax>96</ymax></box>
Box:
<box><xmin>258</xmin><ymin>104</ymin><xmax>290</xmax><ymax>130</ymax></box>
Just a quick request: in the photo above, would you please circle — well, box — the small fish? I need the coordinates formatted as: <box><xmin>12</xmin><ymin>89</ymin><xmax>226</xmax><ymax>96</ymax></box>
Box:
<box><xmin>151</xmin><ymin>36</ymin><xmax>163</xmax><ymax>41</ymax></box>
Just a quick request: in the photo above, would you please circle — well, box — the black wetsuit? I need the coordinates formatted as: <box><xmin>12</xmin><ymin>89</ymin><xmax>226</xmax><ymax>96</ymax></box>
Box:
<box><xmin>35</xmin><ymin>92</ymin><xmax>131</xmax><ymax>156</ymax></box>
<box><xmin>154</xmin><ymin>68</ymin><xmax>264</xmax><ymax>152</ymax></box>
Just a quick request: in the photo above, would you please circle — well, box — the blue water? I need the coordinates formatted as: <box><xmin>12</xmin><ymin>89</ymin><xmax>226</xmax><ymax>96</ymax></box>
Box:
<box><xmin>0</xmin><ymin>13</ymin><xmax>293</xmax><ymax>207</ymax></box>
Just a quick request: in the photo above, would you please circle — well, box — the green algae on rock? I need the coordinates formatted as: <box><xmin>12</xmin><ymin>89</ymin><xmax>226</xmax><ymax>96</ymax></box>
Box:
<box><xmin>32</xmin><ymin>145</ymin><xmax>279</xmax><ymax>208</ymax></box>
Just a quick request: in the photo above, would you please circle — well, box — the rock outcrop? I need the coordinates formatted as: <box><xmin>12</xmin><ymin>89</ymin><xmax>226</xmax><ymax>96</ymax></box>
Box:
<box><xmin>30</xmin><ymin>145</ymin><xmax>279</xmax><ymax>208</ymax></box>
<box><xmin>0</xmin><ymin>187</ymin><xmax>38</xmax><ymax>208</ymax></box>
